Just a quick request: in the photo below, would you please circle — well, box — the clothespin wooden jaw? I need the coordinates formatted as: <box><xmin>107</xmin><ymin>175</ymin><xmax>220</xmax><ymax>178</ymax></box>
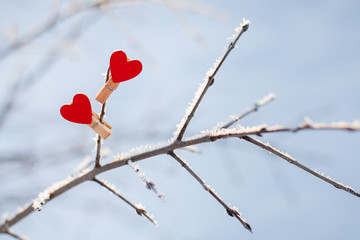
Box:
<box><xmin>95</xmin><ymin>76</ymin><xmax>120</xmax><ymax>105</ymax></box>
<box><xmin>88</xmin><ymin>111</ymin><xmax>112</xmax><ymax>139</ymax></box>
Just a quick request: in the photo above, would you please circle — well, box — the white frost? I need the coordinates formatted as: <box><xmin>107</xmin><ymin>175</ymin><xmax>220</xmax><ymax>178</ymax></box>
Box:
<box><xmin>172</xmin><ymin>19</ymin><xmax>251</xmax><ymax>141</ymax></box>
<box><xmin>115</xmin><ymin>140</ymin><xmax>170</xmax><ymax>160</ymax></box>
<box><xmin>172</xmin><ymin>77</ymin><xmax>208</xmax><ymax>141</ymax></box>
<box><xmin>32</xmin><ymin>175</ymin><xmax>79</xmax><ymax>211</ymax></box>
<box><xmin>257</xmin><ymin>93</ymin><xmax>276</xmax><ymax>106</ymax></box>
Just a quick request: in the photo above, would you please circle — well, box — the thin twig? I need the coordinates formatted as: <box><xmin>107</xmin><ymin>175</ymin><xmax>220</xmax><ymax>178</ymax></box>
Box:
<box><xmin>204</xmin><ymin>121</ymin><xmax>360</xmax><ymax>143</ymax></box>
<box><xmin>95</xmin><ymin>67</ymin><xmax>110</xmax><ymax>168</ymax></box>
<box><xmin>241</xmin><ymin>136</ymin><xmax>360</xmax><ymax>197</ymax></box>
<box><xmin>5</xmin><ymin>229</ymin><xmax>27</xmax><ymax>240</ymax></box>
<box><xmin>218</xmin><ymin>97</ymin><xmax>360</xmax><ymax>198</ymax></box>
<box><xmin>220</xmin><ymin>93</ymin><xmax>275</xmax><ymax>129</ymax></box>
<box><xmin>168</xmin><ymin>151</ymin><xmax>252</xmax><ymax>232</ymax></box>
<box><xmin>175</xmin><ymin>19</ymin><xmax>250</xmax><ymax>141</ymax></box>
<box><xmin>127</xmin><ymin>160</ymin><xmax>165</xmax><ymax>200</ymax></box>
<box><xmin>92</xmin><ymin>178</ymin><xmax>158</xmax><ymax>226</ymax></box>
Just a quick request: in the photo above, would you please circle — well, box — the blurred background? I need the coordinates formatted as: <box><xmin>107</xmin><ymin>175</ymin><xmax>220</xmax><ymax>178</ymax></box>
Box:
<box><xmin>0</xmin><ymin>0</ymin><xmax>359</xmax><ymax>239</ymax></box>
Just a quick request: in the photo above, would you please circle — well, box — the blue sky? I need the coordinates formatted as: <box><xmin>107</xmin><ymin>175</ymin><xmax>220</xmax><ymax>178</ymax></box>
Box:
<box><xmin>0</xmin><ymin>1</ymin><xmax>359</xmax><ymax>239</ymax></box>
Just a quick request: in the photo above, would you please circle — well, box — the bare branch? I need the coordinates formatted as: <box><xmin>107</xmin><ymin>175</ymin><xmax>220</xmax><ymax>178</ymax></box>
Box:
<box><xmin>168</xmin><ymin>151</ymin><xmax>252</xmax><ymax>232</ymax></box>
<box><xmin>199</xmin><ymin>121</ymin><xmax>360</xmax><ymax>143</ymax></box>
<box><xmin>242</xmin><ymin>136</ymin><xmax>360</xmax><ymax>197</ymax></box>
<box><xmin>92</xmin><ymin>178</ymin><xmax>158</xmax><ymax>226</ymax></box>
<box><xmin>127</xmin><ymin>160</ymin><xmax>165</xmax><ymax>201</ymax></box>
<box><xmin>174</xmin><ymin>19</ymin><xmax>250</xmax><ymax>141</ymax></box>
<box><xmin>95</xmin><ymin>67</ymin><xmax>110</xmax><ymax>168</ymax></box>
<box><xmin>219</xmin><ymin>97</ymin><xmax>360</xmax><ymax>198</ymax></box>
<box><xmin>1</xmin><ymin>120</ymin><xmax>359</xmax><ymax>233</ymax></box>
<box><xmin>220</xmin><ymin>93</ymin><xmax>276</xmax><ymax>129</ymax></box>
<box><xmin>5</xmin><ymin>229</ymin><xmax>27</xmax><ymax>240</ymax></box>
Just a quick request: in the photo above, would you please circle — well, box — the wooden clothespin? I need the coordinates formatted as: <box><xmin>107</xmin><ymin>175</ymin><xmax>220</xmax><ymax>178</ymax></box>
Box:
<box><xmin>95</xmin><ymin>50</ymin><xmax>142</xmax><ymax>104</ymax></box>
<box><xmin>95</xmin><ymin>76</ymin><xmax>119</xmax><ymax>104</ymax></box>
<box><xmin>60</xmin><ymin>94</ymin><xmax>112</xmax><ymax>140</ymax></box>
<box><xmin>88</xmin><ymin>111</ymin><xmax>112</xmax><ymax>140</ymax></box>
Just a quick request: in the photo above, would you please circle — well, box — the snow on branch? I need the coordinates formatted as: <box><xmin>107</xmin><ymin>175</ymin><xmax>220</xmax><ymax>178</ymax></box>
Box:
<box><xmin>5</xmin><ymin>229</ymin><xmax>27</xmax><ymax>240</ymax></box>
<box><xmin>1</xmin><ymin>118</ymin><xmax>359</xmax><ymax>234</ymax></box>
<box><xmin>173</xmin><ymin>19</ymin><xmax>251</xmax><ymax>141</ymax></box>
<box><xmin>92</xmin><ymin>178</ymin><xmax>158</xmax><ymax>226</ymax></box>
<box><xmin>32</xmin><ymin>175</ymin><xmax>76</xmax><ymax>211</ymax></box>
<box><xmin>168</xmin><ymin>151</ymin><xmax>252</xmax><ymax>232</ymax></box>
<box><xmin>1</xmin><ymin>14</ymin><xmax>360</xmax><ymax>238</ymax></box>
<box><xmin>220</xmin><ymin>92</ymin><xmax>275</xmax><ymax>129</ymax></box>
<box><xmin>127</xmin><ymin>160</ymin><xmax>165</xmax><ymax>201</ymax></box>
<box><xmin>241</xmin><ymin>136</ymin><xmax>360</xmax><ymax>198</ymax></box>
<box><xmin>189</xmin><ymin>120</ymin><xmax>360</xmax><ymax>142</ymax></box>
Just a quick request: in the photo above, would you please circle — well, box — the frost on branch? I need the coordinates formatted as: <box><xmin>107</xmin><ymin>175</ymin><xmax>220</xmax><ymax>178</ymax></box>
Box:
<box><xmin>127</xmin><ymin>160</ymin><xmax>165</xmax><ymax>201</ymax></box>
<box><xmin>115</xmin><ymin>140</ymin><xmax>170</xmax><ymax>160</ymax></box>
<box><xmin>1</xmin><ymin>213</ymin><xmax>9</xmax><ymax>225</ymax></box>
<box><xmin>257</xmin><ymin>92</ymin><xmax>276</xmax><ymax>106</ymax></box>
<box><xmin>172</xmin><ymin>78</ymin><xmax>208</xmax><ymax>141</ymax></box>
<box><xmin>227</xmin><ymin>18</ymin><xmax>251</xmax><ymax>46</ymax></box>
<box><xmin>172</xmin><ymin>19</ymin><xmax>251</xmax><ymax>141</ymax></box>
<box><xmin>31</xmin><ymin>172</ymin><xmax>88</xmax><ymax>211</ymax></box>
<box><xmin>311</xmin><ymin>120</ymin><xmax>360</xmax><ymax>130</ymax></box>
<box><xmin>185</xmin><ymin>124</ymin><xmax>268</xmax><ymax>141</ymax></box>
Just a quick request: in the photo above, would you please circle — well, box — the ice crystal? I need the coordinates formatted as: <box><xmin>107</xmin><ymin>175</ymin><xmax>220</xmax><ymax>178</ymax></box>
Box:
<box><xmin>115</xmin><ymin>140</ymin><xmax>169</xmax><ymax>160</ymax></box>
<box><xmin>257</xmin><ymin>93</ymin><xmax>276</xmax><ymax>106</ymax></box>
<box><xmin>32</xmin><ymin>175</ymin><xmax>77</xmax><ymax>211</ymax></box>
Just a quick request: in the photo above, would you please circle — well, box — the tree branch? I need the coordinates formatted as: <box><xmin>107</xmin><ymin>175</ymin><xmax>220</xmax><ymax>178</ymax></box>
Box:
<box><xmin>174</xmin><ymin>19</ymin><xmax>250</xmax><ymax>141</ymax></box>
<box><xmin>0</xmin><ymin>120</ymin><xmax>359</xmax><ymax>233</ymax></box>
<box><xmin>127</xmin><ymin>160</ymin><xmax>165</xmax><ymax>200</ymax></box>
<box><xmin>220</xmin><ymin>93</ymin><xmax>275</xmax><ymax>129</ymax></box>
<box><xmin>242</xmin><ymin>136</ymin><xmax>360</xmax><ymax>197</ymax></box>
<box><xmin>219</xmin><ymin>106</ymin><xmax>360</xmax><ymax>197</ymax></box>
<box><xmin>92</xmin><ymin>177</ymin><xmax>158</xmax><ymax>226</ymax></box>
<box><xmin>168</xmin><ymin>151</ymin><xmax>252</xmax><ymax>232</ymax></box>
<box><xmin>5</xmin><ymin>229</ymin><xmax>27</xmax><ymax>240</ymax></box>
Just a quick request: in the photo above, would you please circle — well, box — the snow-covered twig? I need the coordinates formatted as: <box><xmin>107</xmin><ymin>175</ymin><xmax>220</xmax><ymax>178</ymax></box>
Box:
<box><xmin>242</xmin><ymin>136</ymin><xmax>360</xmax><ymax>197</ymax></box>
<box><xmin>168</xmin><ymin>151</ymin><xmax>252</xmax><ymax>232</ymax></box>
<box><xmin>5</xmin><ymin>229</ymin><xmax>27</xmax><ymax>240</ymax></box>
<box><xmin>92</xmin><ymin>178</ymin><xmax>158</xmax><ymax>226</ymax></box>
<box><xmin>198</xmin><ymin>121</ymin><xmax>360</xmax><ymax>143</ymax></box>
<box><xmin>127</xmin><ymin>160</ymin><xmax>165</xmax><ymax>201</ymax></box>
<box><xmin>174</xmin><ymin>19</ymin><xmax>250</xmax><ymax>141</ymax></box>
<box><xmin>220</xmin><ymin>93</ymin><xmax>275</xmax><ymax>129</ymax></box>
<box><xmin>219</xmin><ymin>99</ymin><xmax>360</xmax><ymax>198</ymax></box>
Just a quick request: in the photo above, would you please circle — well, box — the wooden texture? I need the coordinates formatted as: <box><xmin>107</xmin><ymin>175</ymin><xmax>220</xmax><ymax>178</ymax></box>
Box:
<box><xmin>93</xmin><ymin>112</ymin><xmax>112</xmax><ymax>129</ymax></box>
<box><xmin>88</xmin><ymin>112</ymin><xmax>112</xmax><ymax>139</ymax></box>
<box><xmin>95</xmin><ymin>76</ymin><xmax>120</xmax><ymax>104</ymax></box>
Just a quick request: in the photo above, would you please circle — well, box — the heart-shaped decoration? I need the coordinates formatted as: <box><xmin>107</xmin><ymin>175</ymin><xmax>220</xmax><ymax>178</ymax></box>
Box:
<box><xmin>110</xmin><ymin>50</ymin><xmax>142</xmax><ymax>83</ymax></box>
<box><xmin>60</xmin><ymin>94</ymin><xmax>92</xmax><ymax>124</ymax></box>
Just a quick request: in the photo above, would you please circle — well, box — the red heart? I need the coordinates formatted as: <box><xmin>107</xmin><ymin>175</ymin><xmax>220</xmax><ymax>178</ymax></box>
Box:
<box><xmin>110</xmin><ymin>50</ymin><xmax>142</xmax><ymax>83</ymax></box>
<box><xmin>60</xmin><ymin>94</ymin><xmax>92</xmax><ymax>124</ymax></box>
